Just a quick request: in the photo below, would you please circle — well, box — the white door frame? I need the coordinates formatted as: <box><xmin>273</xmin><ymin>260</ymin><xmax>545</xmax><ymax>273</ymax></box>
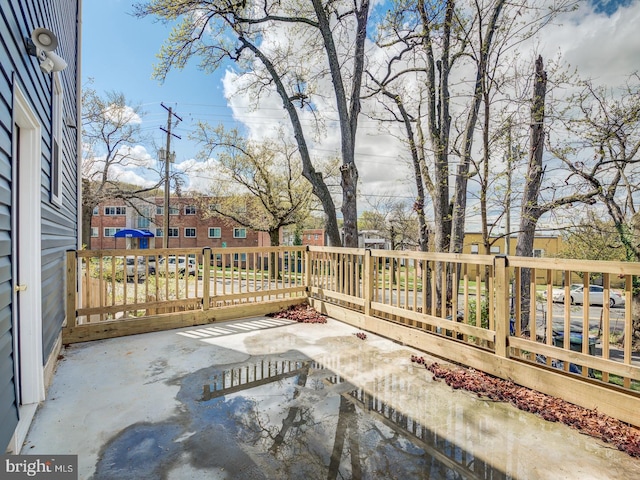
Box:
<box><xmin>12</xmin><ymin>84</ymin><xmax>45</xmax><ymax>408</ymax></box>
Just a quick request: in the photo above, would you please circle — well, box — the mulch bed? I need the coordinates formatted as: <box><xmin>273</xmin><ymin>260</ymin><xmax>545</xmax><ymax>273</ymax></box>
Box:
<box><xmin>411</xmin><ymin>355</ymin><xmax>640</xmax><ymax>457</ymax></box>
<box><xmin>269</xmin><ymin>304</ymin><xmax>328</xmax><ymax>323</ymax></box>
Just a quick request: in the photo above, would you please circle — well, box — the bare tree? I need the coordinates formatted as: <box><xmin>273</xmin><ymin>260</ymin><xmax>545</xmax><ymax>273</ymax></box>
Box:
<box><xmin>368</xmin><ymin>0</ymin><xmax>534</xmax><ymax>255</ymax></box>
<box><xmin>552</xmin><ymin>74</ymin><xmax>640</xmax><ymax>347</ymax></box>
<box><xmin>367</xmin><ymin>0</ymin><xmax>579</xmax><ymax>257</ymax></box>
<box><xmin>81</xmin><ymin>85</ymin><xmax>166</xmax><ymax>247</ymax></box>
<box><xmin>192</xmin><ymin>125</ymin><xmax>315</xmax><ymax>246</ymax></box>
<box><xmin>133</xmin><ymin>0</ymin><xmax>372</xmax><ymax>247</ymax></box>
<box><xmin>513</xmin><ymin>57</ymin><xmax>602</xmax><ymax>330</ymax></box>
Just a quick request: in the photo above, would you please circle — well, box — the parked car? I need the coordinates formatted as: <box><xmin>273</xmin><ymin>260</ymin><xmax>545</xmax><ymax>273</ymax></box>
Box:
<box><xmin>125</xmin><ymin>256</ymin><xmax>146</xmax><ymax>282</ymax></box>
<box><xmin>159</xmin><ymin>256</ymin><xmax>197</xmax><ymax>276</ymax></box>
<box><xmin>543</xmin><ymin>284</ymin><xmax>625</xmax><ymax>307</ymax></box>
<box><xmin>141</xmin><ymin>255</ymin><xmax>157</xmax><ymax>275</ymax></box>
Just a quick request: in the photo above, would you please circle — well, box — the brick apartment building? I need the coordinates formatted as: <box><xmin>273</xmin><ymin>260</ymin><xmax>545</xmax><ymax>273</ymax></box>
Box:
<box><xmin>281</xmin><ymin>227</ymin><xmax>327</xmax><ymax>247</ymax></box>
<box><xmin>89</xmin><ymin>196</ymin><xmax>270</xmax><ymax>250</ymax></box>
<box><xmin>301</xmin><ymin>228</ymin><xmax>326</xmax><ymax>246</ymax></box>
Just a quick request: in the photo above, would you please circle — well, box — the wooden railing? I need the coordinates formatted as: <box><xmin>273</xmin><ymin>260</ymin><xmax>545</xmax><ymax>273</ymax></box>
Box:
<box><xmin>306</xmin><ymin>247</ymin><xmax>640</xmax><ymax>427</ymax></box>
<box><xmin>64</xmin><ymin>246</ymin><xmax>308</xmax><ymax>343</ymax></box>
<box><xmin>65</xmin><ymin>246</ymin><xmax>640</xmax><ymax>427</ymax></box>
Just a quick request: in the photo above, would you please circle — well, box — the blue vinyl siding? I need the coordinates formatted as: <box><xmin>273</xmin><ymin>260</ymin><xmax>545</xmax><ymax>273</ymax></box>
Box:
<box><xmin>0</xmin><ymin>0</ymin><xmax>79</xmax><ymax>451</ymax></box>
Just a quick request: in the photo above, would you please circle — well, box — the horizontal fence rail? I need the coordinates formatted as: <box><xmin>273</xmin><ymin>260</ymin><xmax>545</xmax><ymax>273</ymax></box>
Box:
<box><xmin>65</xmin><ymin>246</ymin><xmax>640</xmax><ymax>427</ymax></box>
<box><xmin>305</xmin><ymin>247</ymin><xmax>640</xmax><ymax>427</ymax></box>
<box><xmin>64</xmin><ymin>247</ymin><xmax>307</xmax><ymax>343</ymax></box>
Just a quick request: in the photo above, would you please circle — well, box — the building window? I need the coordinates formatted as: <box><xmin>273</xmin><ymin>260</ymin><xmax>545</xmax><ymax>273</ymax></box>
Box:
<box><xmin>234</xmin><ymin>253</ymin><xmax>247</xmax><ymax>261</ymax></box>
<box><xmin>185</xmin><ymin>205</ymin><xmax>196</xmax><ymax>215</ymax></box>
<box><xmin>208</xmin><ymin>227</ymin><xmax>221</xmax><ymax>238</ymax></box>
<box><xmin>209</xmin><ymin>203</ymin><xmax>219</xmax><ymax>212</ymax></box>
<box><xmin>156</xmin><ymin>229</ymin><xmax>163</xmax><ymax>237</ymax></box>
<box><xmin>104</xmin><ymin>206</ymin><xmax>126</xmax><ymax>215</ymax></box>
<box><xmin>233</xmin><ymin>228</ymin><xmax>247</xmax><ymax>239</ymax></box>
<box><xmin>490</xmin><ymin>246</ymin><xmax>501</xmax><ymax>254</ymax></box>
<box><xmin>533</xmin><ymin>249</ymin><xmax>544</xmax><ymax>258</ymax></box>
<box><xmin>90</xmin><ymin>227</ymin><xmax>98</xmax><ymax>238</ymax></box>
<box><xmin>314</xmin><ymin>234</ymin><xmax>319</xmax><ymax>240</ymax></box>
<box><xmin>51</xmin><ymin>74</ymin><xmax>63</xmax><ymax>206</ymax></box>
<box><xmin>470</xmin><ymin>244</ymin><xmax>479</xmax><ymax>254</ymax></box>
<box><xmin>157</xmin><ymin>205</ymin><xmax>179</xmax><ymax>215</ymax></box>
<box><xmin>93</xmin><ymin>206</ymin><xmax>99</xmax><ymax>215</ymax></box>
<box><xmin>168</xmin><ymin>228</ymin><xmax>179</xmax><ymax>237</ymax></box>
<box><xmin>104</xmin><ymin>227</ymin><xmax>122</xmax><ymax>237</ymax></box>
<box><xmin>185</xmin><ymin>228</ymin><xmax>196</xmax><ymax>238</ymax></box>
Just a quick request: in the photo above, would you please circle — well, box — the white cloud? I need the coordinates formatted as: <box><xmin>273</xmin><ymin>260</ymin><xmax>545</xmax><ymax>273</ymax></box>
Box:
<box><xmin>221</xmin><ymin>36</ymin><xmax>413</xmax><ymax>206</ymax></box>
<box><xmin>103</xmin><ymin>104</ymin><xmax>143</xmax><ymax>125</ymax></box>
<box><xmin>175</xmin><ymin>157</ymin><xmax>220</xmax><ymax>193</ymax></box>
<box><xmin>117</xmin><ymin>145</ymin><xmax>156</xmax><ymax>168</ymax></box>
<box><xmin>112</xmin><ymin>168</ymin><xmax>158</xmax><ymax>188</ymax></box>
<box><xmin>193</xmin><ymin>1</ymin><xmax>640</xmax><ymax>221</ymax></box>
<box><xmin>537</xmin><ymin>1</ymin><xmax>640</xmax><ymax>85</ymax></box>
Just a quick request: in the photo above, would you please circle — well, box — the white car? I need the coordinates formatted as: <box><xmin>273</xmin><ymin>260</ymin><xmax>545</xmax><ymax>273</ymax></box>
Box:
<box><xmin>159</xmin><ymin>256</ymin><xmax>197</xmax><ymax>276</ymax></box>
<box><xmin>544</xmin><ymin>284</ymin><xmax>625</xmax><ymax>308</ymax></box>
<box><xmin>125</xmin><ymin>256</ymin><xmax>146</xmax><ymax>282</ymax></box>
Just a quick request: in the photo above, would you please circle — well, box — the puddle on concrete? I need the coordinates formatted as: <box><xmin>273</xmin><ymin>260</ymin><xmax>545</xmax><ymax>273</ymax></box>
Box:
<box><xmin>93</xmin><ymin>340</ymin><xmax>640</xmax><ymax>480</ymax></box>
<box><xmin>196</xmin><ymin>357</ymin><xmax>507</xmax><ymax>479</ymax></box>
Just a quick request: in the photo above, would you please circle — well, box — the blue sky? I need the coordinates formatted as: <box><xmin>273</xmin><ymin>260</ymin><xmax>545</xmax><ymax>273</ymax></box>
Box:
<box><xmin>82</xmin><ymin>0</ymin><xmax>234</xmax><ymax>162</ymax></box>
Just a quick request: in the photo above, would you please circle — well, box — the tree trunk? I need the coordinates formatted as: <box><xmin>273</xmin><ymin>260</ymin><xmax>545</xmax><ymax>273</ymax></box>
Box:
<box><xmin>516</xmin><ymin>56</ymin><xmax>547</xmax><ymax>258</ymax></box>
<box><xmin>515</xmin><ymin>56</ymin><xmax>547</xmax><ymax>332</ymax></box>
<box><xmin>268</xmin><ymin>228</ymin><xmax>281</xmax><ymax>279</ymax></box>
<box><xmin>269</xmin><ymin>228</ymin><xmax>280</xmax><ymax>247</ymax></box>
<box><xmin>449</xmin><ymin>0</ymin><xmax>506</xmax><ymax>255</ymax></box>
<box><xmin>631</xmin><ymin>214</ymin><xmax>640</xmax><ymax>350</ymax></box>
<box><xmin>269</xmin><ymin>364</ymin><xmax>309</xmax><ymax>454</ymax></box>
<box><xmin>416</xmin><ymin>0</ymin><xmax>454</xmax><ymax>303</ymax></box>
<box><xmin>341</xmin><ymin>162</ymin><xmax>359</xmax><ymax>248</ymax></box>
<box><xmin>311</xmin><ymin>0</ymin><xmax>369</xmax><ymax>248</ymax></box>
<box><xmin>386</xmin><ymin>91</ymin><xmax>430</xmax><ymax>251</ymax></box>
<box><xmin>82</xmin><ymin>204</ymin><xmax>93</xmax><ymax>249</ymax></box>
<box><xmin>239</xmin><ymin>38</ymin><xmax>342</xmax><ymax>247</ymax></box>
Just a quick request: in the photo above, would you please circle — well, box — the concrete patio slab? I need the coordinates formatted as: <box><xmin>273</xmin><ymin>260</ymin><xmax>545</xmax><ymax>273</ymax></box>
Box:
<box><xmin>22</xmin><ymin>317</ymin><xmax>640</xmax><ymax>479</ymax></box>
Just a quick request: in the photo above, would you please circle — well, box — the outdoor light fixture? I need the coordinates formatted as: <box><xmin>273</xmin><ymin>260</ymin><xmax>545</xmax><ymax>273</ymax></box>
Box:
<box><xmin>25</xmin><ymin>27</ymin><xmax>67</xmax><ymax>74</ymax></box>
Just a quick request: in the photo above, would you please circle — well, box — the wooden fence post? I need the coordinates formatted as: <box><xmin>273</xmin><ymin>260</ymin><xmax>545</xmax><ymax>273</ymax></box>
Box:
<box><xmin>304</xmin><ymin>246</ymin><xmax>311</xmax><ymax>297</ymax></box>
<box><xmin>364</xmin><ymin>249</ymin><xmax>373</xmax><ymax>317</ymax></box>
<box><xmin>494</xmin><ymin>255</ymin><xmax>509</xmax><ymax>357</ymax></box>
<box><xmin>202</xmin><ymin>247</ymin><xmax>211</xmax><ymax>311</ymax></box>
<box><xmin>65</xmin><ymin>250</ymin><xmax>77</xmax><ymax>331</ymax></box>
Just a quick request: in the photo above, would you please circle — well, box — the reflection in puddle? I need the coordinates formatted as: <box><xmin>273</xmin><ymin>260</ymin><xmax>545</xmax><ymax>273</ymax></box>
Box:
<box><xmin>94</xmin><ymin>341</ymin><xmax>639</xmax><ymax>480</ymax></box>
<box><xmin>200</xmin><ymin>357</ymin><xmax>507</xmax><ymax>479</ymax></box>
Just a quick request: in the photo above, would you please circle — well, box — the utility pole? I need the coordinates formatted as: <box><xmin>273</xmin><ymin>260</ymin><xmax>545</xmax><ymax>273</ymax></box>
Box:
<box><xmin>160</xmin><ymin>103</ymin><xmax>181</xmax><ymax>248</ymax></box>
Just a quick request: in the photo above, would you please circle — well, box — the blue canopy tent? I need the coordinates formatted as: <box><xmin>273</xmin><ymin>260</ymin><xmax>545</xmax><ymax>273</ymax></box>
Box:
<box><xmin>114</xmin><ymin>229</ymin><xmax>154</xmax><ymax>249</ymax></box>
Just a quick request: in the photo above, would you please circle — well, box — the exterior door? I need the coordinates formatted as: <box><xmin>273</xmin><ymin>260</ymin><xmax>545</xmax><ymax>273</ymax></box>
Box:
<box><xmin>8</xmin><ymin>85</ymin><xmax>45</xmax><ymax>452</ymax></box>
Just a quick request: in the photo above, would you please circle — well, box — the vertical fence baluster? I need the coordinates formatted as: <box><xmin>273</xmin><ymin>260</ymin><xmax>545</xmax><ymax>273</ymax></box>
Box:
<box><xmin>494</xmin><ymin>256</ymin><xmax>509</xmax><ymax>358</ymax></box>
